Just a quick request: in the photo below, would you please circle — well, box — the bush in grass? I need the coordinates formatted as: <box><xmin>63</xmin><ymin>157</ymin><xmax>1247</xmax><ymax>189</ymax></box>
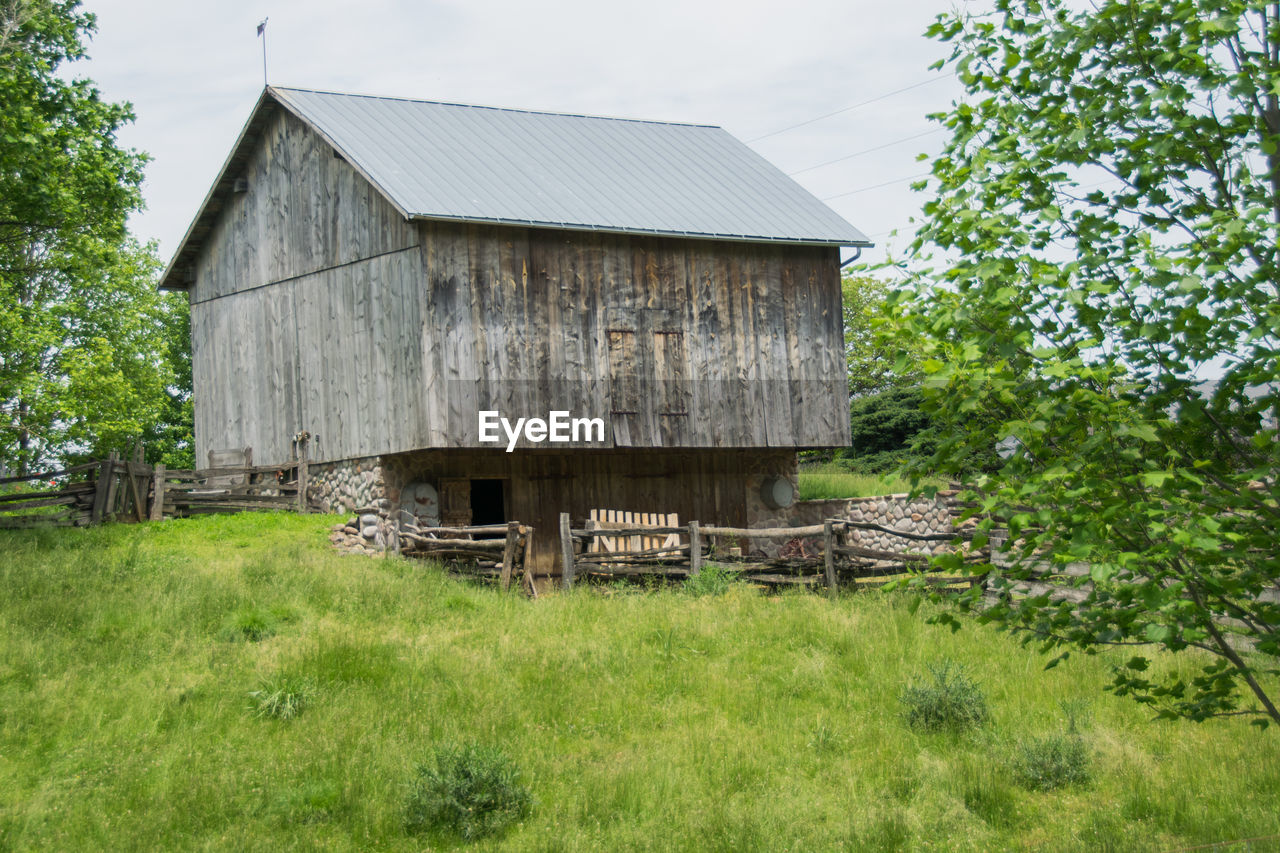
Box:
<box><xmin>219</xmin><ymin>605</ymin><xmax>277</xmax><ymax>642</ymax></box>
<box><xmin>404</xmin><ymin>743</ymin><xmax>532</xmax><ymax>840</ymax></box>
<box><xmin>247</xmin><ymin>676</ymin><xmax>313</xmax><ymax>720</ymax></box>
<box><xmin>683</xmin><ymin>563</ymin><xmax>733</xmax><ymax>597</ymax></box>
<box><xmin>1013</xmin><ymin>733</ymin><xmax>1091</xmax><ymax>791</ymax></box>
<box><xmin>900</xmin><ymin>660</ymin><xmax>989</xmax><ymax>732</ymax></box>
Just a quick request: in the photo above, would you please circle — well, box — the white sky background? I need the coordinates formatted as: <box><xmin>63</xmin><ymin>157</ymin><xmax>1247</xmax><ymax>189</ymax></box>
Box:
<box><xmin>79</xmin><ymin>0</ymin><xmax>967</xmax><ymax>268</ymax></box>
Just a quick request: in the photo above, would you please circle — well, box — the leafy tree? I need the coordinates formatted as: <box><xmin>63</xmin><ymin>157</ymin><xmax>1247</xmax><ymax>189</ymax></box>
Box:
<box><xmin>893</xmin><ymin>0</ymin><xmax>1280</xmax><ymax>725</ymax></box>
<box><xmin>837</xmin><ymin>274</ymin><xmax>936</xmax><ymax>471</ymax></box>
<box><xmin>841</xmin><ymin>386</ymin><xmax>934</xmax><ymax>473</ymax></box>
<box><xmin>842</xmin><ymin>272</ymin><xmax>919</xmax><ymax>398</ymax></box>
<box><xmin>0</xmin><ymin>1</ymin><xmax>182</xmax><ymax>472</ymax></box>
<box><xmin>141</xmin><ymin>303</ymin><xmax>194</xmax><ymax>469</ymax></box>
<box><xmin>840</xmin><ymin>385</ymin><xmax>999</xmax><ymax>474</ymax></box>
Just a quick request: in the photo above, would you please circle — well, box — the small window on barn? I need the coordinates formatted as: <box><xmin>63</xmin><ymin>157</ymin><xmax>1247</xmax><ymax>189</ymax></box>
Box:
<box><xmin>607</xmin><ymin>329</ymin><xmax>638</xmax><ymax>414</ymax></box>
<box><xmin>653</xmin><ymin>331</ymin><xmax>688</xmax><ymax>416</ymax></box>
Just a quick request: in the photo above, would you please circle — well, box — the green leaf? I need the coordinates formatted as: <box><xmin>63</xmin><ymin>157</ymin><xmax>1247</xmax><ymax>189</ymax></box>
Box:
<box><xmin>1044</xmin><ymin>651</ymin><xmax>1070</xmax><ymax>670</ymax></box>
<box><xmin>1141</xmin><ymin>471</ymin><xmax>1172</xmax><ymax>487</ymax></box>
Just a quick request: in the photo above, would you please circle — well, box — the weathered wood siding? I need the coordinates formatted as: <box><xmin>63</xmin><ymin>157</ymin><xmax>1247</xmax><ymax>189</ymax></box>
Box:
<box><xmin>190</xmin><ymin>116</ymin><xmax>849</xmax><ymax>465</ymax></box>
<box><xmin>416</xmin><ymin>223</ymin><xmax>848</xmax><ymax>454</ymax></box>
<box><xmin>189</xmin><ymin>108</ymin><xmax>418</xmax><ymax>302</ymax></box>
<box><xmin>190</xmin><ymin>107</ymin><xmax>421</xmax><ymax>463</ymax></box>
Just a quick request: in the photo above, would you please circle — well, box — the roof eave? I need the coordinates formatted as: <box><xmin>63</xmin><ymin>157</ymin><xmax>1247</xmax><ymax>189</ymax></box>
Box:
<box><xmin>405</xmin><ymin>212</ymin><xmax>872</xmax><ymax>248</ymax></box>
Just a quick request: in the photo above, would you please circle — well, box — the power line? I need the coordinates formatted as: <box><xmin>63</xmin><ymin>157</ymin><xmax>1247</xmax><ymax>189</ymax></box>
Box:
<box><xmin>866</xmin><ymin>227</ymin><xmax>905</xmax><ymax>239</ymax></box>
<box><xmin>747</xmin><ymin>72</ymin><xmax>957</xmax><ymax>143</ymax></box>
<box><xmin>821</xmin><ymin>172</ymin><xmax>932</xmax><ymax>201</ymax></box>
<box><xmin>787</xmin><ymin>128</ymin><xmax>944</xmax><ymax>176</ymax></box>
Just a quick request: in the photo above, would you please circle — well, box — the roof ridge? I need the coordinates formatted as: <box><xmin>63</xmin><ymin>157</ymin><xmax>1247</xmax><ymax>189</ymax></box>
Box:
<box><xmin>268</xmin><ymin>85</ymin><xmax>722</xmax><ymax>130</ymax></box>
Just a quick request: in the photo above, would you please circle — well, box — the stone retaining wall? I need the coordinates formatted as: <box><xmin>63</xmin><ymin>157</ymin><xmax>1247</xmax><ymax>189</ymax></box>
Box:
<box><xmin>844</xmin><ymin>491</ymin><xmax>963</xmax><ymax>556</ymax></box>
<box><xmin>307</xmin><ymin>456</ymin><xmax>388</xmax><ymax>514</ymax></box>
<box><xmin>785</xmin><ymin>490</ymin><xmax>966</xmax><ymax>557</ymax></box>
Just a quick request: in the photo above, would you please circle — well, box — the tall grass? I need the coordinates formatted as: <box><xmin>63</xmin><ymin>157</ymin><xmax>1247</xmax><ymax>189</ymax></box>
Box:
<box><xmin>797</xmin><ymin>462</ymin><xmax>937</xmax><ymax>500</ymax></box>
<box><xmin>0</xmin><ymin>514</ymin><xmax>1276</xmax><ymax>850</ymax></box>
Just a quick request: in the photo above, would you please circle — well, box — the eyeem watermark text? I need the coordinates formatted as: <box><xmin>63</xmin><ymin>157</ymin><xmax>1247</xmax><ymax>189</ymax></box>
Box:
<box><xmin>478</xmin><ymin>410</ymin><xmax>605</xmax><ymax>452</ymax></box>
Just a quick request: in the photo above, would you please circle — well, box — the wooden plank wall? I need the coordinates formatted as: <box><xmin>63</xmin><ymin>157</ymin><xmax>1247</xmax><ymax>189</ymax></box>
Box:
<box><xmin>191</xmin><ymin>109</ymin><xmax>419</xmax><ymax>302</ymax></box>
<box><xmin>190</xmin><ymin>108</ymin><xmax>422</xmax><ymax>464</ymax></box>
<box><xmin>417</xmin><ymin>222</ymin><xmax>848</xmax><ymax>454</ymax></box>
<box><xmin>188</xmin><ymin>113</ymin><xmax>849</xmax><ymax>466</ymax></box>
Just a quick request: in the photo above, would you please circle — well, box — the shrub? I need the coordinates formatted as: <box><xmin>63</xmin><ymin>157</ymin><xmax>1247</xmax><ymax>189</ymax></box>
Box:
<box><xmin>1013</xmin><ymin>733</ymin><xmax>1091</xmax><ymax>791</ymax></box>
<box><xmin>247</xmin><ymin>676</ymin><xmax>313</xmax><ymax>720</ymax></box>
<box><xmin>404</xmin><ymin>743</ymin><xmax>532</xmax><ymax>840</ymax></box>
<box><xmin>683</xmin><ymin>563</ymin><xmax>733</xmax><ymax>597</ymax></box>
<box><xmin>900</xmin><ymin>660</ymin><xmax>990</xmax><ymax>732</ymax></box>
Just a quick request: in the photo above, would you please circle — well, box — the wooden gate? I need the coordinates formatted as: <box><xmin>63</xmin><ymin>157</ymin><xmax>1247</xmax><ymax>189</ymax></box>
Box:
<box><xmin>585</xmin><ymin>509</ymin><xmax>680</xmax><ymax>553</ymax></box>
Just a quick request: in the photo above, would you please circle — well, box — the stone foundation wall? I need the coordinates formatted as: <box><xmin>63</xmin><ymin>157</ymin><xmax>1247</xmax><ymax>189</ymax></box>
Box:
<box><xmin>311</xmin><ymin>453</ymin><xmax>972</xmax><ymax>566</ymax></box>
<box><xmin>307</xmin><ymin>456</ymin><xmax>388</xmax><ymax>514</ymax></box>
<box><xmin>741</xmin><ymin>453</ymin><xmax>800</xmax><ymax>532</ymax></box>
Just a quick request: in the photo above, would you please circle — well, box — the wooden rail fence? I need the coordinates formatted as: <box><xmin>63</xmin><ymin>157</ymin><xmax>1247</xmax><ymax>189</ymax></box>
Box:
<box><xmin>397</xmin><ymin>517</ymin><xmax>535</xmax><ymax>595</ymax></box>
<box><xmin>0</xmin><ymin>451</ymin><xmax>310</xmax><ymax>529</ymax></box>
<box><xmin>558</xmin><ymin>512</ymin><xmax>986</xmax><ymax>594</ymax></box>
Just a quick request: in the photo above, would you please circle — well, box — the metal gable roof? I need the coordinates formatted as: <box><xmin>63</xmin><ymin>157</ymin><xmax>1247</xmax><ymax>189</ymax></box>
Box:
<box><xmin>160</xmin><ymin>86</ymin><xmax>870</xmax><ymax>291</ymax></box>
<box><xmin>271</xmin><ymin>86</ymin><xmax>869</xmax><ymax>246</ymax></box>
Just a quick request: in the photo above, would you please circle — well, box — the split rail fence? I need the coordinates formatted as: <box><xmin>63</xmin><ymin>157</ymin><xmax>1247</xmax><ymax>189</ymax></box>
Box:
<box><xmin>557</xmin><ymin>512</ymin><xmax>986</xmax><ymax>594</ymax></box>
<box><xmin>0</xmin><ymin>450</ymin><xmax>310</xmax><ymax>529</ymax></box>
<box><xmin>397</xmin><ymin>517</ymin><xmax>536</xmax><ymax>595</ymax></box>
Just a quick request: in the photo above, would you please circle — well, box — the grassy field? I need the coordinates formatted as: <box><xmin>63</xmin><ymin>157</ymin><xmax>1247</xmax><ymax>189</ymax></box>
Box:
<box><xmin>1</xmin><ymin>514</ymin><xmax>1277</xmax><ymax>851</ymax></box>
<box><xmin>796</xmin><ymin>463</ymin><xmax>939</xmax><ymax>500</ymax></box>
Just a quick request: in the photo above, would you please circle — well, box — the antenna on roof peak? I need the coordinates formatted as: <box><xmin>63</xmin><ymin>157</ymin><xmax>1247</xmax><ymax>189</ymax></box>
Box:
<box><xmin>256</xmin><ymin>18</ymin><xmax>269</xmax><ymax>86</ymax></box>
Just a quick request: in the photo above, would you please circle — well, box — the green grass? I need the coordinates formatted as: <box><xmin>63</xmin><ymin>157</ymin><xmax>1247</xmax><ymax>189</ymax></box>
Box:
<box><xmin>0</xmin><ymin>514</ymin><xmax>1277</xmax><ymax>850</ymax></box>
<box><xmin>797</xmin><ymin>462</ymin><xmax>938</xmax><ymax>500</ymax></box>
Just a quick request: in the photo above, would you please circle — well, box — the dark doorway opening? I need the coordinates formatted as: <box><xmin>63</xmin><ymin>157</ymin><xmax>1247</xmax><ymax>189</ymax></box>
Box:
<box><xmin>470</xmin><ymin>479</ymin><xmax>506</xmax><ymax>526</ymax></box>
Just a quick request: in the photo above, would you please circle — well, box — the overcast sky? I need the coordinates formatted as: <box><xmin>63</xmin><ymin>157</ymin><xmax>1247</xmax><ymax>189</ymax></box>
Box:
<box><xmin>80</xmin><ymin>0</ymin><xmax>967</xmax><ymax>268</ymax></box>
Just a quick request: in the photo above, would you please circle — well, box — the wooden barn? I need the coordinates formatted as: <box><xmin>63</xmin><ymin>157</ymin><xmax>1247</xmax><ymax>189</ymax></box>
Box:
<box><xmin>160</xmin><ymin>86</ymin><xmax>870</xmax><ymax>574</ymax></box>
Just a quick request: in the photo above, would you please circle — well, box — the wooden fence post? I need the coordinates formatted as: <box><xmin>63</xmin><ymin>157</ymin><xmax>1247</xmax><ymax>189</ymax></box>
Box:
<box><xmin>296</xmin><ymin>439</ymin><xmax>309</xmax><ymax>513</ymax></box>
<box><xmin>101</xmin><ymin>452</ymin><xmax>121</xmax><ymax>522</ymax></box>
<box><xmin>124</xmin><ymin>461</ymin><xmax>146</xmax><ymax>522</ymax></box>
<box><xmin>560</xmin><ymin>512</ymin><xmax>575</xmax><ymax>590</ymax></box>
<box><xmin>823</xmin><ymin>520</ymin><xmax>837</xmax><ymax>597</ymax></box>
<box><xmin>149</xmin><ymin>463</ymin><xmax>166</xmax><ymax>521</ymax></box>
<box><xmin>500</xmin><ymin>520</ymin><xmax>520</xmax><ymax>591</ymax></box>
<box><xmin>689</xmin><ymin>520</ymin><xmax>702</xmax><ymax>576</ymax></box>
<box><xmin>521</xmin><ymin>526</ymin><xmax>538</xmax><ymax>598</ymax></box>
<box><xmin>90</xmin><ymin>456</ymin><xmax>112</xmax><ymax>523</ymax></box>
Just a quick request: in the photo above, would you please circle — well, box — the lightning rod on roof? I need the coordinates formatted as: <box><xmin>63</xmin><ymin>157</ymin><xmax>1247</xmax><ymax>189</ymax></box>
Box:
<box><xmin>256</xmin><ymin>18</ymin><xmax>269</xmax><ymax>86</ymax></box>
